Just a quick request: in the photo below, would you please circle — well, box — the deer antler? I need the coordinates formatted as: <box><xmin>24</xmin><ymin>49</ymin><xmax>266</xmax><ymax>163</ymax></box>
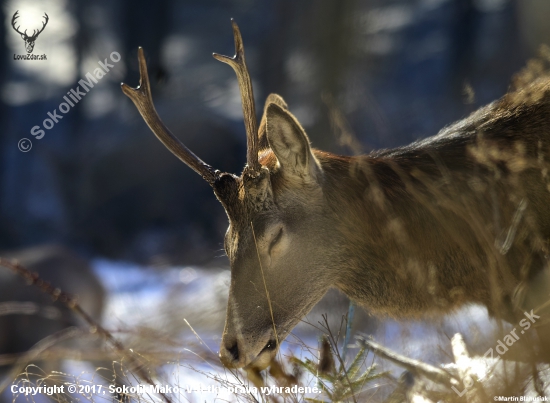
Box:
<box><xmin>121</xmin><ymin>48</ymin><xmax>220</xmax><ymax>185</ymax></box>
<box><xmin>30</xmin><ymin>13</ymin><xmax>49</xmax><ymax>39</ymax></box>
<box><xmin>213</xmin><ymin>19</ymin><xmax>261</xmax><ymax>176</ymax></box>
<box><xmin>11</xmin><ymin>11</ymin><xmax>24</xmax><ymax>36</ymax></box>
<box><xmin>11</xmin><ymin>11</ymin><xmax>49</xmax><ymax>39</ymax></box>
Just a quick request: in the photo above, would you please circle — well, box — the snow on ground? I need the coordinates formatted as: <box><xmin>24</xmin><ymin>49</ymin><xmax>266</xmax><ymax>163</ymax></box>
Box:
<box><xmin>81</xmin><ymin>259</ymin><xmax>507</xmax><ymax>401</ymax></box>
<box><xmin>0</xmin><ymin>258</ymin><xmax>512</xmax><ymax>402</ymax></box>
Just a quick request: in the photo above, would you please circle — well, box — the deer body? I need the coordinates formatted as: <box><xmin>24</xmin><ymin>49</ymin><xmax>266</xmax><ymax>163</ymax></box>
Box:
<box><xmin>313</xmin><ymin>99</ymin><xmax>550</xmax><ymax>318</ymax></box>
<box><xmin>0</xmin><ymin>245</ymin><xmax>106</xmax><ymax>396</ymax></box>
<box><xmin>0</xmin><ymin>245</ymin><xmax>105</xmax><ymax>351</ymax></box>
<box><xmin>122</xmin><ymin>22</ymin><xmax>550</xmax><ymax>370</ymax></box>
<box><xmin>0</xmin><ymin>245</ymin><xmax>130</xmax><ymax>401</ymax></box>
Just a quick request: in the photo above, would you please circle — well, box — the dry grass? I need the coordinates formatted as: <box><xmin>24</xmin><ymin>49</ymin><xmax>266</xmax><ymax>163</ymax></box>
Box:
<box><xmin>0</xmin><ymin>256</ymin><xmax>548</xmax><ymax>402</ymax></box>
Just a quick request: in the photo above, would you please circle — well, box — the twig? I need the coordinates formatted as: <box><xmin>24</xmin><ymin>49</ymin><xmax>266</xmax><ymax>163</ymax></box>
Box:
<box><xmin>0</xmin><ymin>257</ymin><xmax>172</xmax><ymax>403</ymax></box>
<box><xmin>251</xmin><ymin>222</ymin><xmax>280</xmax><ymax>350</ymax></box>
<box><xmin>320</xmin><ymin>314</ymin><xmax>358</xmax><ymax>403</ymax></box>
<box><xmin>356</xmin><ymin>336</ymin><xmax>460</xmax><ymax>389</ymax></box>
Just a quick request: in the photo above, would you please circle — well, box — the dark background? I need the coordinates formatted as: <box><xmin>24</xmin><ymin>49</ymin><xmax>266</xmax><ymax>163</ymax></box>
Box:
<box><xmin>1</xmin><ymin>0</ymin><xmax>549</xmax><ymax>266</ymax></box>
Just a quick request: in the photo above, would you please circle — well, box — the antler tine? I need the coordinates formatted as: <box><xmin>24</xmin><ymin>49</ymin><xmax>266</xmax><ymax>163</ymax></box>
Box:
<box><xmin>29</xmin><ymin>13</ymin><xmax>49</xmax><ymax>38</ymax></box>
<box><xmin>11</xmin><ymin>11</ymin><xmax>23</xmax><ymax>35</ymax></box>
<box><xmin>213</xmin><ymin>19</ymin><xmax>261</xmax><ymax>176</ymax></box>
<box><xmin>121</xmin><ymin>47</ymin><xmax>220</xmax><ymax>185</ymax></box>
<box><xmin>38</xmin><ymin>13</ymin><xmax>49</xmax><ymax>34</ymax></box>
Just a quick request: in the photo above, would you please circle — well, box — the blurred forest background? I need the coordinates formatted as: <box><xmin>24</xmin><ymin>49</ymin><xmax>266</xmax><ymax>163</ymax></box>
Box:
<box><xmin>1</xmin><ymin>0</ymin><xmax>550</xmax><ymax>266</ymax></box>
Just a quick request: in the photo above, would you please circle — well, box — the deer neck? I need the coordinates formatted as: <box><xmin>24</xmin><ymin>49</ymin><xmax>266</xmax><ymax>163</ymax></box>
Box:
<box><xmin>317</xmin><ymin>151</ymin><xmax>489</xmax><ymax>317</ymax></box>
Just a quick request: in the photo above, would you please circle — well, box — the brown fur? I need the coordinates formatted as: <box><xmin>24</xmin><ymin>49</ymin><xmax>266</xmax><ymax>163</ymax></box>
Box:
<box><xmin>218</xmin><ymin>78</ymin><xmax>550</xmax><ymax>369</ymax></box>
<box><xmin>252</xmin><ymin>80</ymin><xmax>550</xmax><ymax>319</ymax></box>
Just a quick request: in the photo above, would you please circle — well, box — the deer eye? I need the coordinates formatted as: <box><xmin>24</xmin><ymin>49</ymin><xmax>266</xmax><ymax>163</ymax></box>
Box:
<box><xmin>268</xmin><ymin>228</ymin><xmax>283</xmax><ymax>256</ymax></box>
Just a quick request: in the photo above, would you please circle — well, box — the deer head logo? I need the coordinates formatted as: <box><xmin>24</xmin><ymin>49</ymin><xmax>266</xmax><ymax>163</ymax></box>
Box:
<box><xmin>11</xmin><ymin>11</ymin><xmax>49</xmax><ymax>54</ymax></box>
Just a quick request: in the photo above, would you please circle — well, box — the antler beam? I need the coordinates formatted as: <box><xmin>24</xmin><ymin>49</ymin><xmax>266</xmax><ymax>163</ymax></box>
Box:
<box><xmin>11</xmin><ymin>11</ymin><xmax>49</xmax><ymax>39</ymax></box>
<box><xmin>11</xmin><ymin>11</ymin><xmax>23</xmax><ymax>36</ymax></box>
<box><xmin>33</xmin><ymin>13</ymin><xmax>49</xmax><ymax>38</ymax></box>
<box><xmin>213</xmin><ymin>19</ymin><xmax>261</xmax><ymax>176</ymax></box>
<box><xmin>121</xmin><ymin>48</ymin><xmax>220</xmax><ymax>185</ymax></box>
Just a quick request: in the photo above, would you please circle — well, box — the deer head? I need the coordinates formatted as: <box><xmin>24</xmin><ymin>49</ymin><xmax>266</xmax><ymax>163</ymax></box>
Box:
<box><xmin>121</xmin><ymin>20</ymin><xmax>339</xmax><ymax>370</ymax></box>
<box><xmin>11</xmin><ymin>11</ymin><xmax>49</xmax><ymax>54</ymax></box>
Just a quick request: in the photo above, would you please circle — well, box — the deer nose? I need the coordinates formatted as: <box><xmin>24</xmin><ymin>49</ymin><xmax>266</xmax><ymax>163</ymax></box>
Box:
<box><xmin>227</xmin><ymin>342</ymin><xmax>240</xmax><ymax>361</ymax></box>
<box><xmin>219</xmin><ymin>340</ymin><xmax>241</xmax><ymax>368</ymax></box>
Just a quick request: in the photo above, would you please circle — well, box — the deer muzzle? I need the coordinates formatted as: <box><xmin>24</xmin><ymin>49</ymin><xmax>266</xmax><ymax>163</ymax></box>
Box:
<box><xmin>219</xmin><ymin>332</ymin><xmax>278</xmax><ymax>369</ymax></box>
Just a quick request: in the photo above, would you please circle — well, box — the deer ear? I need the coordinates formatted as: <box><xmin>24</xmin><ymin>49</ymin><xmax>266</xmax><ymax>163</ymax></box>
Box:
<box><xmin>258</xmin><ymin>94</ymin><xmax>288</xmax><ymax>151</ymax></box>
<box><xmin>266</xmin><ymin>103</ymin><xmax>321</xmax><ymax>182</ymax></box>
<box><xmin>265</xmin><ymin>94</ymin><xmax>288</xmax><ymax>110</ymax></box>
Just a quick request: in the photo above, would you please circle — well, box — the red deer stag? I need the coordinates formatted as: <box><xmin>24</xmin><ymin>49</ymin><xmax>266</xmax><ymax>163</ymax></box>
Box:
<box><xmin>122</xmin><ymin>21</ymin><xmax>550</xmax><ymax>369</ymax></box>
